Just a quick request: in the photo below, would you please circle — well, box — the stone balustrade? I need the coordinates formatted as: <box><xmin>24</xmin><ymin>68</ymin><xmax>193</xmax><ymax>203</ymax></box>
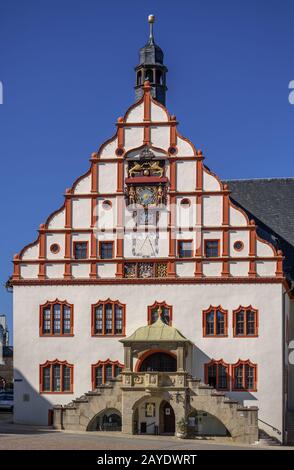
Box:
<box><xmin>122</xmin><ymin>371</ymin><xmax>187</xmax><ymax>388</ymax></box>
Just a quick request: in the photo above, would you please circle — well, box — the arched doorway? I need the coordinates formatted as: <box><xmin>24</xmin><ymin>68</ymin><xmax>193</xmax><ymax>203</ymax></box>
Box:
<box><xmin>87</xmin><ymin>408</ymin><xmax>122</xmax><ymax>432</ymax></box>
<box><xmin>187</xmin><ymin>410</ymin><xmax>229</xmax><ymax>437</ymax></box>
<box><xmin>138</xmin><ymin>351</ymin><xmax>177</xmax><ymax>372</ymax></box>
<box><xmin>159</xmin><ymin>401</ymin><xmax>175</xmax><ymax>434</ymax></box>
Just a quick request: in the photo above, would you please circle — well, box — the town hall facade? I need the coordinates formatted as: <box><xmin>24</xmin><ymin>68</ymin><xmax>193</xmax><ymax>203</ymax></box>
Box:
<box><xmin>12</xmin><ymin>16</ymin><xmax>294</xmax><ymax>444</ymax></box>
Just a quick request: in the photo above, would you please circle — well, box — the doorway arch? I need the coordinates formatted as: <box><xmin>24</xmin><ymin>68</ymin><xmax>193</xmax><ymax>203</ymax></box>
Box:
<box><xmin>136</xmin><ymin>350</ymin><xmax>177</xmax><ymax>372</ymax></box>
<box><xmin>187</xmin><ymin>410</ymin><xmax>229</xmax><ymax>437</ymax></box>
<box><xmin>159</xmin><ymin>400</ymin><xmax>175</xmax><ymax>434</ymax></box>
<box><xmin>87</xmin><ymin>408</ymin><xmax>122</xmax><ymax>431</ymax></box>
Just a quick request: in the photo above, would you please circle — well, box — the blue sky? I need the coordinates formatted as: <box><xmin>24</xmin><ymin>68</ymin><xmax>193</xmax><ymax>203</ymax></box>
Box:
<box><xmin>0</xmin><ymin>0</ymin><xmax>294</xmax><ymax>342</ymax></box>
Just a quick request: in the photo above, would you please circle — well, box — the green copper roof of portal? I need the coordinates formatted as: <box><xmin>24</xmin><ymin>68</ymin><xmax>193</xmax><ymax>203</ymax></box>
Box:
<box><xmin>120</xmin><ymin>317</ymin><xmax>190</xmax><ymax>343</ymax></box>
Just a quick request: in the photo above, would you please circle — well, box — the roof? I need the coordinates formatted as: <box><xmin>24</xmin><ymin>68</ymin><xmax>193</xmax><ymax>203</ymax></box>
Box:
<box><xmin>223</xmin><ymin>178</ymin><xmax>294</xmax><ymax>281</ymax></box>
<box><xmin>120</xmin><ymin>317</ymin><xmax>190</xmax><ymax>343</ymax></box>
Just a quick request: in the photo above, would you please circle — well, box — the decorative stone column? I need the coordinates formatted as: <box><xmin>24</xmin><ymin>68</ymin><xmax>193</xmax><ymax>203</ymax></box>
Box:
<box><xmin>124</xmin><ymin>346</ymin><xmax>133</xmax><ymax>371</ymax></box>
<box><xmin>177</xmin><ymin>345</ymin><xmax>185</xmax><ymax>372</ymax></box>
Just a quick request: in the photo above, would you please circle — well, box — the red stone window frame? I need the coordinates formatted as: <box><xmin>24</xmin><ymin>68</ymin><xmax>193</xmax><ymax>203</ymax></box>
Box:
<box><xmin>204</xmin><ymin>239</ymin><xmax>220</xmax><ymax>258</ymax></box>
<box><xmin>204</xmin><ymin>359</ymin><xmax>230</xmax><ymax>391</ymax></box>
<box><xmin>232</xmin><ymin>360</ymin><xmax>257</xmax><ymax>392</ymax></box>
<box><xmin>178</xmin><ymin>239</ymin><xmax>193</xmax><ymax>258</ymax></box>
<box><xmin>39</xmin><ymin>300</ymin><xmax>74</xmax><ymax>337</ymax></box>
<box><xmin>91</xmin><ymin>299</ymin><xmax>126</xmax><ymax>336</ymax></box>
<box><xmin>91</xmin><ymin>359</ymin><xmax>124</xmax><ymax>389</ymax></box>
<box><xmin>202</xmin><ymin>306</ymin><xmax>228</xmax><ymax>337</ymax></box>
<box><xmin>39</xmin><ymin>359</ymin><xmax>73</xmax><ymax>394</ymax></box>
<box><xmin>99</xmin><ymin>241</ymin><xmax>114</xmax><ymax>259</ymax></box>
<box><xmin>73</xmin><ymin>241</ymin><xmax>89</xmax><ymax>260</ymax></box>
<box><xmin>233</xmin><ymin>306</ymin><xmax>259</xmax><ymax>337</ymax></box>
<box><xmin>147</xmin><ymin>301</ymin><xmax>173</xmax><ymax>326</ymax></box>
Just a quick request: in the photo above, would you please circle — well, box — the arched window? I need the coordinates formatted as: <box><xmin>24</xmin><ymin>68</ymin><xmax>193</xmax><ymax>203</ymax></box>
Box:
<box><xmin>205</xmin><ymin>360</ymin><xmax>229</xmax><ymax>390</ymax></box>
<box><xmin>202</xmin><ymin>306</ymin><xmax>228</xmax><ymax>337</ymax></box>
<box><xmin>145</xmin><ymin>69</ymin><xmax>154</xmax><ymax>83</ymax></box>
<box><xmin>137</xmin><ymin>71</ymin><xmax>142</xmax><ymax>86</ymax></box>
<box><xmin>233</xmin><ymin>306</ymin><xmax>258</xmax><ymax>337</ymax></box>
<box><xmin>232</xmin><ymin>360</ymin><xmax>257</xmax><ymax>391</ymax></box>
<box><xmin>156</xmin><ymin>70</ymin><xmax>163</xmax><ymax>85</ymax></box>
<box><xmin>91</xmin><ymin>360</ymin><xmax>124</xmax><ymax>388</ymax></box>
<box><xmin>138</xmin><ymin>352</ymin><xmax>177</xmax><ymax>372</ymax></box>
<box><xmin>148</xmin><ymin>301</ymin><xmax>172</xmax><ymax>325</ymax></box>
<box><xmin>91</xmin><ymin>299</ymin><xmax>126</xmax><ymax>336</ymax></box>
<box><xmin>39</xmin><ymin>301</ymin><xmax>73</xmax><ymax>336</ymax></box>
<box><xmin>40</xmin><ymin>360</ymin><xmax>73</xmax><ymax>393</ymax></box>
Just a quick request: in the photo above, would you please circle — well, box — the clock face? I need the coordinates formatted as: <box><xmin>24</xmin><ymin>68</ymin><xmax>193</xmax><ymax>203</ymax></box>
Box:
<box><xmin>137</xmin><ymin>187</ymin><xmax>156</xmax><ymax>206</ymax></box>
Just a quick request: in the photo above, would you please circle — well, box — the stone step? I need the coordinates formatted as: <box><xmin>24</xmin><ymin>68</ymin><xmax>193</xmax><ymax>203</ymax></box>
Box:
<box><xmin>258</xmin><ymin>430</ymin><xmax>281</xmax><ymax>446</ymax></box>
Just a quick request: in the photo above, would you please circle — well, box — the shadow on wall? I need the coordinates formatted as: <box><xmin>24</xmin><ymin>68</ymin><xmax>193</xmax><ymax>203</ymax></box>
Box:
<box><xmin>13</xmin><ymin>369</ymin><xmax>55</xmax><ymax>426</ymax></box>
<box><xmin>193</xmin><ymin>345</ymin><xmax>258</xmax><ymax>403</ymax></box>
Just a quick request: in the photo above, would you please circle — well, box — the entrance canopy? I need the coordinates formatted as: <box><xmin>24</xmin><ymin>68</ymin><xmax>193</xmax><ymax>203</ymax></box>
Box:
<box><xmin>120</xmin><ymin>317</ymin><xmax>192</xmax><ymax>373</ymax></box>
<box><xmin>120</xmin><ymin>316</ymin><xmax>191</xmax><ymax>344</ymax></box>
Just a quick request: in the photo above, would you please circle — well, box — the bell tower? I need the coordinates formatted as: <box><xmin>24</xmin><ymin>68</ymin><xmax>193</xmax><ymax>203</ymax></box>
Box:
<box><xmin>134</xmin><ymin>15</ymin><xmax>168</xmax><ymax>105</ymax></box>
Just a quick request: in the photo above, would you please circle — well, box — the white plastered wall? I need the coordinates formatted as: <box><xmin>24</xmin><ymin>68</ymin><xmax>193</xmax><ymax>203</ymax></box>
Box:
<box><xmin>13</xmin><ymin>282</ymin><xmax>284</xmax><ymax>442</ymax></box>
<box><xmin>72</xmin><ymin>198</ymin><xmax>91</xmax><ymax>229</ymax></box>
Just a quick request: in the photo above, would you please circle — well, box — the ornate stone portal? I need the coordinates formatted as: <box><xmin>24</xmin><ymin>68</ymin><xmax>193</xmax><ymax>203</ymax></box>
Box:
<box><xmin>53</xmin><ymin>318</ymin><xmax>258</xmax><ymax>443</ymax></box>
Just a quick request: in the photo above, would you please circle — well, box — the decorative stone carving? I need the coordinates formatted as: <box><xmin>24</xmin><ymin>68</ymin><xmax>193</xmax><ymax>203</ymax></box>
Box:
<box><xmin>156</xmin><ymin>263</ymin><xmax>168</xmax><ymax>278</ymax></box>
<box><xmin>134</xmin><ymin>375</ymin><xmax>144</xmax><ymax>384</ymax></box>
<box><xmin>128</xmin><ymin>160</ymin><xmax>164</xmax><ymax>178</ymax></box>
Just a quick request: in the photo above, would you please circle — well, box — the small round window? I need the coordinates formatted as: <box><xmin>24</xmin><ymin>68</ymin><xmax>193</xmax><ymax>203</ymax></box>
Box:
<box><xmin>168</xmin><ymin>146</ymin><xmax>178</xmax><ymax>155</ymax></box>
<box><xmin>234</xmin><ymin>240</ymin><xmax>244</xmax><ymax>252</ymax></box>
<box><xmin>115</xmin><ymin>148</ymin><xmax>125</xmax><ymax>156</ymax></box>
<box><xmin>50</xmin><ymin>243</ymin><xmax>60</xmax><ymax>254</ymax></box>
<box><xmin>102</xmin><ymin>200</ymin><xmax>112</xmax><ymax>210</ymax></box>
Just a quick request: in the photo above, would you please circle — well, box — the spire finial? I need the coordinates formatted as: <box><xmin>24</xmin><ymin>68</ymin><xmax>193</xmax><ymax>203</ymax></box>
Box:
<box><xmin>148</xmin><ymin>14</ymin><xmax>155</xmax><ymax>44</ymax></box>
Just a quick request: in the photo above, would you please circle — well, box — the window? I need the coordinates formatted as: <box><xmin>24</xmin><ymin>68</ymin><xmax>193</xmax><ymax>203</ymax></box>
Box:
<box><xmin>232</xmin><ymin>360</ymin><xmax>257</xmax><ymax>391</ymax></box>
<box><xmin>233</xmin><ymin>306</ymin><xmax>258</xmax><ymax>337</ymax></box>
<box><xmin>137</xmin><ymin>71</ymin><xmax>142</xmax><ymax>86</ymax></box>
<box><xmin>102</xmin><ymin>200</ymin><xmax>112</xmax><ymax>210</ymax></box>
<box><xmin>204</xmin><ymin>240</ymin><xmax>220</xmax><ymax>258</ymax></box>
<box><xmin>145</xmin><ymin>69</ymin><xmax>154</xmax><ymax>83</ymax></box>
<box><xmin>40</xmin><ymin>301</ymin><xmax>73</xmax><ymax>336</ymax></box>
<box><xmin>50</xmin><ymin>243</ymin><xmax>60</xmax><ymax>254</ymax></box>
<box><xmin>233</xmin><ymin>240</ymin><xmax>244</xmax><ymax>252</ymax></box>
<box><xmin>92</xmin><ymin>360</ymin><xmax>124</xmax><ymax>388</ymax></box>
<box><xmin>178</xmin><ymin>240</ymin><xmax>193</xmax><ymax>258</ymax></box>
<box><xmin>40</xmin><ymin>360</ymin><xmax>73</xmax><ymax>393</ymax></box>
<box><xmin>203</xmin><ymin>306</ymin><xmax>228</xmax><ymax>337</ymax></box>
<box><xmin>99</xmin><ymin>241</ymin><xmax>114</xmax><ymax>259</ymax></box>
<box><xmin>180</xmin><ymin>198</ymin><xmax>191</xmax><ymax>207</ymax></box>
<box><xmin>73</xmin><ymin>241</ymin><xmax>88</xmax><ymax>259</ymax></box>
<box><xmin>205</xmin><ymin>360</ymin><xmax>229</xmax><ymax>390</ymax></box>
<box><xmin>148</xmin><ymin>301</ymin><xmax>172</xmax><ymax>325</ymax></box>
<box><xmin>92</xmin><ymin>300</ymin><xmax>126</xmax><ymax>336</ymax></box>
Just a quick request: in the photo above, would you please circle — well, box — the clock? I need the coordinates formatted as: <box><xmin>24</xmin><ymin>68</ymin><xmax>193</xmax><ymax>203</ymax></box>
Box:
<box><xmin>137</xmin><ymin>187</ymin><xmax>156</xmax><ymax>206</ymax></box>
